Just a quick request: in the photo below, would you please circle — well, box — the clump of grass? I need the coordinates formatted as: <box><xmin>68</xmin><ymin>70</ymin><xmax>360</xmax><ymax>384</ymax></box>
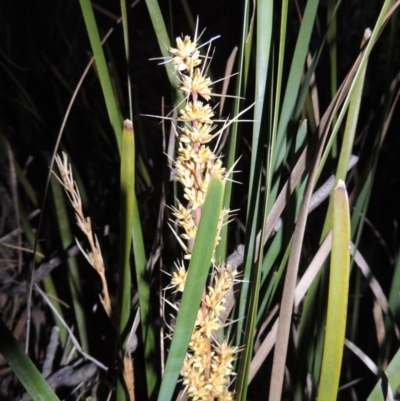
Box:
<box><xmin>3</xmin><ymin>2</ymin><xmax>400</xmax><ymax>401</ymax></box>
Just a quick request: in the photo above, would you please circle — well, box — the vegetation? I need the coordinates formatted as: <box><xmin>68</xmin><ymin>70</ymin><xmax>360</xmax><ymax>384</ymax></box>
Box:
<box><xmin>1</xmin><ymin>0</ymin><xmax>400</xmax><ymax>400</ymax></box>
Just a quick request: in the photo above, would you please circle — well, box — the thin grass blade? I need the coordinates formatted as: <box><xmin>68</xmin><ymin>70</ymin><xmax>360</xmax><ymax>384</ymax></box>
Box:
<box><xmin>117</xmin><ymin>120</ymin><xmax>135</xmax><ymax>401</ymax></box>
<box><xmin>78</xmin><ymin>0</ymin><xmax>122</xmax><ymax>148</ymax></box>
<box><xmin>273</xmin><ymin>0</ymin><xmax>320</xmax><ymax>173</ymax></box>
<box><xmin>235</xmin><ymin>0</ymin><xmax>273</xmax><ymax>368</ymax></box>
<box><xmin>119</xmin><ymin>0</ymin><xmax>133</xmax><ymax>121</ymax></box>
<box><xmin>144</xmin><ymin>0</ymin><xmax>176</xmax><ymax>89</ymax></box>
<box><xmin>216</xmin><ymin>0</ymin><xmax>252</xmax><ymax>264</ymax></box>
<box><xmin>367</xmin><ymin>368</ymin><xmax>400</xmax><ymax>401</ymax></box>
<box><xmin>0</xmin><ymin>318</ymin><xmax>60</xmax><ymax>401</ymax></box>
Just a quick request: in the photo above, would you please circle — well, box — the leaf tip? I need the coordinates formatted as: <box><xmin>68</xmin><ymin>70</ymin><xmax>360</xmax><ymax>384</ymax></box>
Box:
<box><xmin>123</xmin><ymin>119</ymin><xmax>133</xmax><ymax>131</ymax></box>
<box><xmin>335</xmin><ymin>179</ymin><xmax>346</xmax><ymax>191</ymax></box>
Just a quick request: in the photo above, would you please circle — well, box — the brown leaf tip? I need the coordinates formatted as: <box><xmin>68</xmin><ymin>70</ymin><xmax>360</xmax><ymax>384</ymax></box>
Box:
<box><xmin>123</xmin><ymin>119</ymin><xmax>133</xmax><ymax>131</ymax></box>
<box><xmin>335</xmin><ymin>179</ymin><xmax>346</xmax><ymax>191</ymax></box>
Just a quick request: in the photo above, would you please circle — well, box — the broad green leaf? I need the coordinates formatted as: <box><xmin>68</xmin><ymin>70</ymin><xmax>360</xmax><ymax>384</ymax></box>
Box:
<box><xmin>318</xmin><ymin>180</ymin><xmax>351</xmax><ymax>400</ymax></box>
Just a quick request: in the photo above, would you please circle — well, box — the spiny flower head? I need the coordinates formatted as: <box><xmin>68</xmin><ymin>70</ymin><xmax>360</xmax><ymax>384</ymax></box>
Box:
<box><xmin>169</xmin><ymin>35</ymin><xmax>201</xmax><ymax>71</ymax></box>
<box><xmin>164</xmin><ymin>27</ymin><xmax>240</xmax><ymax>400</ymax></box>
<box><xmin>180</xmin><ymin>123</ymin><xmax>215</xmax><ymax>144</ymax></box>
<box><xmin>180</xmin><ymin>68</ymin><xmax>212</xmax><ymax>100</ymax></box>
<box><xmin>167</xmin><ymin>28</ymin><xmax>227</xmax><ymax>246</ymax></box>
<box><xmin>170</xmin><ymin>260</ymin><xmax>188</xmax><ymax>292</ymax></box>
<box><xmin>179</xmin><ymin>101</ymin><xmax>214</xmax><ymax>124</ymax></box>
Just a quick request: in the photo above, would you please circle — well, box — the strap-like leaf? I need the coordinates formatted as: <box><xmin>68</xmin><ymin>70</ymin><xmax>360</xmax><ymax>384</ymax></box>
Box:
<box><xmin>0</xmin><ymin>318</ymin><xmax>60</xmax><ymax>401</ymax></box>
<box><xmin>157</xmin><ymin>176</ymin><xmax>225</xmax><ymax>401</ymax></box>
<box><xmin>318</xmin><ymin>180</ymin><xmax>351</xmax><ymax>400</ymax></box>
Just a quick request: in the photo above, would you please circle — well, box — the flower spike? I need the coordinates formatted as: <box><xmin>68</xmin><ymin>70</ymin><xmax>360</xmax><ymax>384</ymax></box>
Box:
<box><xmin>160</xmin><ymin>24</ymin><xmax>244</xmax><ymax>400</ymax></box>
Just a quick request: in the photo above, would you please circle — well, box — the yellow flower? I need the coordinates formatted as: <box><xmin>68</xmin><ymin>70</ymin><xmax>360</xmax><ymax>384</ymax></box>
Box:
<box><xmin>180</xmin><ymin>68</ymin><xmax>212</xmax><ymax>101</ymax></box>
<box><xmin>180</xmin><ymin>123</ymin><xmax>215</xmax><ymax>144</ymax></box>
<box><xmin>170</xmin><ymin>262</ymin><xmax>187</xmax><ymax>292</ymax></box>
<box><xmin>169</xmin><ymin>36</ymin><xmax>201</xmax><ymax>72</ymax></box>
<box><xmin>180</xmin><ymin>101</ymin><xmax>214</xmax><ymax>124</ymax></box>
<box><xmin>171</xmin><ymin>202</ymin><xmax>192</xmax><ymax>221</ymax></box>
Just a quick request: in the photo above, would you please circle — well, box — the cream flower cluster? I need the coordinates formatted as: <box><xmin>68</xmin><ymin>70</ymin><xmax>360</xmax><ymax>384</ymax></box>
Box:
<box><xmin>166</xmin><ymin>31</ymin><xmax>239</xmax><ymax>401</ymax></box>
<box><xmin>169</xmin><ymin>34</ymin><xmax>227</xmax><ymax>249</ymax></box>
<box><xmin>180</xmin><ymin>266</ymin><xmax>239</xmax><ymax>401</ymax></box>
<box><xmin>171</xmin><ymin>262</ymin><xmax>239</xmax><ymax>401</ymax></box>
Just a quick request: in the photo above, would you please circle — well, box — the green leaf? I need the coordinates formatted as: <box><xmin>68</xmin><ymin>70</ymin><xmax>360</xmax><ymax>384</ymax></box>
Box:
<box><xmin>216</xmin><ymin>0</ymin><xmax>253</xmax><ymax>264</ymax></box>
<box><xmin>368</xmin><ymin>353</ymin><xmax>400</xmax><ymax>401</ymax></box>
<box><xmin>157</xmin><ymin>176</ymin><xmax>225</xmax><ymax>401</ymax></box>
<box><xmin>78</xmin><ymin>0</ymin><xmax>122</xmax><ymax>149</ymax></box>
<box><xmin>235</xmin><ymin>0</ymin><xmax>273</xmax><ymax>381</ymax></box>
<box><xmin>274</xmin><ymin>0</ymin><xmax>320</xmax><ymax>173</ymax></box>
<box><xmin>116</xmin><ymin>120</ymin><xmax>135</xmax><ymax>401</ymax></box>
<box><xmin>318</xmin><ymin>180</ymin><xmax>351</xmax><ymax>400</ymax></box>
<box><xmin>0</xmin><ymin>318</ymin><xmax>60</xmax><ymax>401</ymax></box>
<box><xmin>144</xmin><ymin>0</ymin><xmax>176</xmax><ymax>90</ymax></box>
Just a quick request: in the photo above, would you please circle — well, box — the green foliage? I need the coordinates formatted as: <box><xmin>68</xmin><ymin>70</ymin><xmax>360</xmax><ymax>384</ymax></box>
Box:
<box><xmin>0</xmin><ymin>318</ymin><xmax>60</xmax><ymax>401</ymax></box>
<box><xmin>318</xmin><ymin>181</ymin><xmax>351</xmax><ymax>400</ymax></box>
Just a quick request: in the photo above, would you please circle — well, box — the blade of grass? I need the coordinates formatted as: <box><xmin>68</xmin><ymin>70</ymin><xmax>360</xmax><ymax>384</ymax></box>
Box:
<box><xmin>367</xmin><ymin>349</ymin><xmax>400</xmax><ymax>401</ymax></box>
<box><xmin>327</xmin><ymin>0</ymin><xmax>338</xmax><ymax>110</ymax></box>
<box><xmin>119</xmin><ymin>0</ymin><xmax>133</xmax><ymax>122</ymax></box>
<box><xmin>273</xmin><ymin>0</ymin><xmax>320</xmax><ymax>174</ymax></box>
<box><xmin>318</xmin><ymin>180</ymin><xmax>351</xmax><ymax>400</ymax></box>
<box><xmin>157</xmin><ymin>176</ymin><xmax>225</xmax><ymax>401</ymax></box>
<box><xmin>126</xmin><ymin>124</ymin><xmax>159</xmax><ymax>398</ymax></box>
<box><xmin>318</xmin><ymin>0</ymin><xmax>394</xmax><ymax>182</ymax></box>
<box><xmin>235</xmin><ymin>0</ymin><xmax>273</xmax><ymax>371</ymax></box>
<box><xmin>321</xmin><ymin>0</ymin><xmax>341</xmax><ymax>166</ymax></box>
<box><xmin>0</xmin><ymin>318</ymin><xmax>60</xmax><ymax>401</ymax></box>
<box><xmin>144</xmin><ymin>0</ymin><xmax>176</xmax><ymax>90</ymax></box>
<box><xmin>132</xmin><ymin>198</ymin><xmax>158</xmax><ymax>399</ymax></box>
<box><xmin>256</xmin><ymin>228</ymin><xmax>284</xmax><ymax>323</ymax></box>
<box><xmin>117</xmin><ymin>120</ymin><xmax>136</xmax><ymax>401</ymax></box>
<box><xmin>320</xmin><ymin>29</ymin><xmax>369</xmax><ymax>239</ymax></box>
<box><xmin>216</xmin><ymin>0</ymin><xmax>252</xmax><ymax>264</ymax></box>
<box><xmin>269</xmin><ymin>79</ymin><xmax>333</xmax><ymax>401</ymax></box>
<box><xmin>78</xmin><ymin>0</ymin><xmax>122</xmax><ymax>149</ymax></box>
